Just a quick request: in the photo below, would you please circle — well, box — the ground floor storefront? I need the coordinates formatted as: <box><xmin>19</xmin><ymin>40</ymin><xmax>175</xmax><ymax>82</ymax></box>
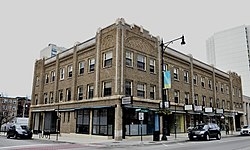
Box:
<box><xmin>29</xmin><ymin>98</ymin><xmax>244</xmax><ymax>140</ymax></box>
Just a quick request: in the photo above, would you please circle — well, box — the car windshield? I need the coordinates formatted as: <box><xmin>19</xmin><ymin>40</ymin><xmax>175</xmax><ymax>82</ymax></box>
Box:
<box><xmin>15</xmin><ymin>124</ymin><xmax>29</xmax><ymax>130</ymax></box>
<box><xmin>243</xmin><ymin>126</ymin><xmax>250</xmax><ymax>129</ymax></box>
<box><xmin>193</xmin><ymin>124</ymin><xmax>208</xmax><ymax>130</ymax></box>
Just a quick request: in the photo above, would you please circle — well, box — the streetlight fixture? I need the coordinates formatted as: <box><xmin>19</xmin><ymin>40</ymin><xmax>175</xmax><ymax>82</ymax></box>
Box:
<box><xmin>160</xmin><ymin>35</ymin><xmax>185</xmax><ymax>141</ymax></box>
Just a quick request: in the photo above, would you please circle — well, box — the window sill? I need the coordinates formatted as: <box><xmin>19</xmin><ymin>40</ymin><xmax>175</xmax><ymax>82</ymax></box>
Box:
<box><xmin>137</xmin><ymin>68</ymin><xmax>146</xmax><ymax>72</ymax></box>
<box><xmin>103</xmin><ymin>65</ymin><xmax>112</xmax><ymax>69</ymax></box>
<box><xmin>126</xmin><ymin>65</ymin><xmax>134</xmax><ymax>68</ymax></box>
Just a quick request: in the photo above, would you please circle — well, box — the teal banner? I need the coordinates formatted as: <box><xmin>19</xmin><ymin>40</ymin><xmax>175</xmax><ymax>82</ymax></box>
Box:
<box><xmin>164</xmin><ymin>71</ymin><xmax>171</xmax><ymax>89</ymax></box>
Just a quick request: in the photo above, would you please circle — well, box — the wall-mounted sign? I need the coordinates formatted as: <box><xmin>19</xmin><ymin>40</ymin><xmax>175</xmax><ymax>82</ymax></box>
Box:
<box><xmin>139</xmin><ymin>112</ymin><xmax>144</xmax><ymax>120</ymax></box>
<box><xmin>160</xmin><ymin>101</ymin><xmax>170</xmax><ymax>108</ymax></box>
<box><xmin>184</xmin><ymin>105</ymin><xmax>193</xmax><ymax>111</ymax></box>
<box><xmin>216</xmin><ymin>108</ymin><xmax>224</xmax><ymax>114</ymax></box>
<box><xmin>122</xmin><ymin>96</ymin><xmax>133</xmax><ymax>105</ymax></box>
<box><xmin>194</xmin><ymin>106</ymin><xmax>203</xmax><ymax>112</ymax></box>
<box><xmin>205</xmin><ymin>107</ymin><xmax>213</xmax><ymax>113</ymax></box>
<box><xmin>163</xmin><ymin>71</ymin><xmax>171</xmax><ymax>89</ymax></box>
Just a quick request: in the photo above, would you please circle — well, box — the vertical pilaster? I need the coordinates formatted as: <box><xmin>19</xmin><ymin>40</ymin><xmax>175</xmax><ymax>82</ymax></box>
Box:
<box><xmin>189</xmin><ymin>55</ymin><xmax>194</xmax><ymax>103</ymax></box>
<box><xmin>72</xmin><ymin>46</ymin><xmax>78</xmax><ymax>100</ymax></box>
<box><xmin>114</xmin><ymin>103</ymin><xmax>123</xmax><ymax>141</ymax></box>
<box><xmin>54</xmin><ymin>54</ymin><xmax>60</xmax><ymax>103</ymax></box>
<box><xmin>95</xmin><ymin>28</ymin><xmax>101</xmax><ymax>97</ymax></box>
<box><xmin>115</xmin><ymin>25</ymin><xmax>120</xmax><ymax>94</ymax></box>
<box><xmin>38</xmin><ymin>59</ymin><xmax>45</xmax><ymax>104</ymax></box>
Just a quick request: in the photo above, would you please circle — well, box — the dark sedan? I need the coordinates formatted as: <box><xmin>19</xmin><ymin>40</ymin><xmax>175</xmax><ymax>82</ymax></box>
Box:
<box><xmin>188</xmin><ymin>123</ymin><xmax>221</xmax><ymax>141</ymax></box>
<box><xmin>7</xmin><ymin>124</ymin><xmax>32</xmax><ymax>139</ymax></box>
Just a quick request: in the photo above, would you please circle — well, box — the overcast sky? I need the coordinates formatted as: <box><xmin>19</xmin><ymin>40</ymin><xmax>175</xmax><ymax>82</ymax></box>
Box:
<box><xmin>1</xmin><ymin>0</ymin><xmax>250</xmax><ymax>97</ymax></box>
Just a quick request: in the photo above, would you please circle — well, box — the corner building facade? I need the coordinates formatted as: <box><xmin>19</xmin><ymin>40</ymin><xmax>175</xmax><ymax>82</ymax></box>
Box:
<box><xmin>30</xmin><ymin>18</ymin><xmax>244</xmax><ymax>140</ymax></box>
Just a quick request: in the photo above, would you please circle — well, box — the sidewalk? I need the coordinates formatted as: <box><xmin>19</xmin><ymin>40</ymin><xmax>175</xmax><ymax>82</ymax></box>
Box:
<box><xmin>32</xmin><ymin>131</ymin><xmax>240</xmax><ymax>147</ymax></box>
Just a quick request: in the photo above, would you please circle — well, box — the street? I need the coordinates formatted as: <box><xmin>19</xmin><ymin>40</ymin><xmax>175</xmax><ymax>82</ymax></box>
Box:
<box><xmin>0</xmin><ymin>135</ymin><xmax>104</xmax><ymax>150</ymax></box>
<box><xmin>1</xmin><ymin>135</ymin><xmax>250</xmax><ymax>150</ymax></box>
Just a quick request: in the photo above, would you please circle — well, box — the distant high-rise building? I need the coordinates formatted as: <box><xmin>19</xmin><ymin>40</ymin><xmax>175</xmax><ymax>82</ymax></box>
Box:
<box><xmin>206</xmin><ymin>25</ymin><xmax>250</xmax><ymax>96</ymax></box>
<box><xmin>40</xmin><ymin>44</ymin><xmax>66</xmax><ymax>59</ymax></box>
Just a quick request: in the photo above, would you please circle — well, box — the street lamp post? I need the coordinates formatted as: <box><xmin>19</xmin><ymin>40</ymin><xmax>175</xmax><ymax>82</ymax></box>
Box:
<box><xmin>160</xmin><ymin>35</ymin><xmax>185</xmax><ymax>141</ymax></box>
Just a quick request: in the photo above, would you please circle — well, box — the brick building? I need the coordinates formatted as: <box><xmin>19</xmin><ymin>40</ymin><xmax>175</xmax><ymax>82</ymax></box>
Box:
<box><xmin>30</xmin><ymin>18</ymin><xmax>243</xmax><ymax>140</ymax></box>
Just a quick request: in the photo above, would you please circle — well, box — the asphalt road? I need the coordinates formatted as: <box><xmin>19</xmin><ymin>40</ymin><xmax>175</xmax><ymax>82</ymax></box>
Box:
<box><xmin>1</xmin><ymin>135</ymin><xmax>250</xmax><ymax>150</ymax></box>
<box><xmin>113</xmin><ymin>135</ymin><xmax>250</xmax><ymax>150</ymax></box>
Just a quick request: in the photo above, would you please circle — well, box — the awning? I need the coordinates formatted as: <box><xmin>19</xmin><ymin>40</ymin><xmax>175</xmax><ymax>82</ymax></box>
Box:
<box><xmin>74</xmin><ymin>105</ymin><xmax>115</xmax><ymax>110</ymax></box>
<box><xmin>171</xmin><ymin>110</ymin><xmax>186</xmax><ymax>114</ymax></box>
<box><xmin>31</xmin><ymin>109</ymin><xmax>55</xmax><ymax>112</ymax></box>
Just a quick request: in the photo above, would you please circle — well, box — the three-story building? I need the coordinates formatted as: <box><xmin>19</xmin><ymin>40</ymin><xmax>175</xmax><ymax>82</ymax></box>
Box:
<box><xmin>30</xmin><ymin>18</ymin><xmax>243</xmax><ymax>140</ymax></box>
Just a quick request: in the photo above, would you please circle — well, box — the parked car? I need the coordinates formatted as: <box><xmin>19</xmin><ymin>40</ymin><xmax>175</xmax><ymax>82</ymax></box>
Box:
<box><xmin>188</xmin><ymin>123</ymin><xmax>221</xmax><ymax>141</ymax></box>
<box><xmin>240</xmin><ymin>125</ymin><xmax>250</xmax><ymax>135</ymax></box>
<box><xmin>7</xmin><ymin>124</ymin><xmax>32</xmax><ymax>139</ymax></box>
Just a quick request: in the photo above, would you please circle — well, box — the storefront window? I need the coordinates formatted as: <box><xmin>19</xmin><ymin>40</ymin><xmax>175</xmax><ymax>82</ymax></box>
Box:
<box><xmin>92</xmin><ymin>108</ymin><xmax>114</xmax><ymax>136</ymax></box>
<box><xmin>76</xmin><ymin>109</ymin><xmax>90</xmax><ymax>134</ymax></box>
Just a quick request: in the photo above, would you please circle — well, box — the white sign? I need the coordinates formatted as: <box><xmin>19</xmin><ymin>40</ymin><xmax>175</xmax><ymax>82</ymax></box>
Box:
<box><xmin>184</xmin><ymin>105</ymin><xmax>193</xmax><ymax>111</ymax></box>
<box><xmin>139</xmin><ymin>112</ymin><xmax>144</xmax><ymax>120</ymax></box>
<box><xmin>216</xmin><ymin>109</ymin><xmax>224</xmax><ymax>114</ymax></box>
<box><xmin>122</xmin><ymin>97</ymin><xmax>132</xmax><ymax>105</ymax></box>
<box><xmin>160</xmin><ymin>101</ymin><xmax>169</xmax><ymax>108</ymax></box>
<box><xmin>205</xmin><ymin>107</ymin><xmax>213</xmax><ymax>113</ymax></box>
<box><xmin>194</xmin><ymin>106</ymin><xmax>203</xmax><ymax>112</ymax></box>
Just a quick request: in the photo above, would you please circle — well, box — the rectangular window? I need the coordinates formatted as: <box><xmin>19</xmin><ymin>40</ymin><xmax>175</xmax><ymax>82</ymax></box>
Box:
<box><xmin>35</xmin><ymin>94</ymin><xmax>38</xmax><ymax>105</ymax></box>
<box><xmin>103</xmin><ymin>82</ymin><xmax>112</xmax><ymax>97</ymax></box>
<box><xmin>222</xmin><ymin>100</ymin><xmax>225</xmax><ymax>109</ymax></box>
<box><xmin>51</xmin><ymin>71</ymin><xmax>55</xmax><ymax>82</ymax></box>
<box><xmin>49</xmin><ymin>92</ymin><xmax>53</xmax><ymax>103</ymax></box>
<box><xmin>103</xmin><ymin>51</ymin><xmax>112</xmax><ymax>68</ymax></box>
<box><xmin>210</xmin><ymin>97</ymin><xmax>213</xmax><ymax>107</ymax></box>
<box><xmin>59</xmin><ymin>90</ymin><xmax>63</xmax><ymax>102</ymax></box>
<box><xmin>137</xmin><ymin>83</ymin><xmax>145</xmax><ymax>98</ymax></box>
<box><xmin>202</xmin><ymin>96</ymin><xmax>206</xmax><ymax>106</ymax></box>
<box><xmin>68</xmin><ymin>65</ymin><xmax>73</xmax><ymax>78</ymax></box>
<box><xmin>163</xmin><ymin>64</ymin><xmax>168</xmax><ymax>71</ymax></box>
<box><xmin>149</xmin><ymin>59</ymin><xmax>155</xmax><ymax>73</ymax></box>
<box><xmin>45</xmin><ymin>74</ymin><xmax>49</xmax><ymax>84</ymax></box>
<box><xmin>66</xmin><ymin>88</ymin><xmax>71</xmax><ymax>101</ymax></box>
<box><xmin>137</xmin><ymin>54</ymin><xmax>146</xmax><ymax>70</ymax></box>
<box><xmin>194</xmin><ymin>94</ymin><xmax>198</xmax><ymax>106</ymax></box>
<box><xmin>239</xmin><ymin>89</ymin><xmax>241</xmax><ymax>97</ymax></box>
<box><xmin>184</xmin><ymin>71</ymin><xmax>189</xmax><ymax>83</ymax></box>
<box><xmin>79</xmin><ymin>61</ymin><xmax>84</xmax><ymax>75</ymax></box>
<box><xmin>208</xmin><ymin>80</ymin><xmax>212</xmax><ymax>89</ymax></box>
<box><xmin>193</xmin><ymin>74</ymin><xmax>198</xmax><ymax>85</ymax></box>
<box><xmin>63</xmin><ymin>112</ymin><xmax>66</xmax><ymax>123</ymax></box>
<box><xmin>173</xmin><ymin>68</ymin><xmax>179</xmax><ymax>80</ymax></box>
<box><xmin>221</xmin><ymin>84</ymin><xmax>224</xmax><ymax>93</ymax></box>
<box><xmin>150</xmin><ymin>85</ymin><xmax>155</xmax><ymax>100</ymax></box>
<box><xmin>226</xmin><ymin>86</ymin><xmax>229</xmax><ymax>94</ymax></box>
<box><xmin>44</xmin><ymin>93</ymin><xmax>48</xmax><ymax>104</ymax></box>
<box><xmin>185</xmin><ymin>92</ymin><xmax>189</xmax><ymax>105</ymax></box>
<box><xmin>201</xmin><ymin>77</ymin><xmax>205</xmax><ymax>88</ymax></box>
<box><xmin>36</xmin><ymin>76</ymin><xmax>39</xmax><ymax>86</ymax></box>
<box><xmin>68</xmin><ymin>112</ymin><xmax>70</xmax><ymax>122</ymax></box>
<box><xmin>77</xmin><ymin>86</ymin><xmax>83</xmax><ymax>100</ymax></box>
<box><xmin>87</xmin><ymin>84</ymin><xmax>94</xmax><ymax>99</ymax></box>
<box><xmin>125</xmin><ymin>81</ymin><xmax>132</xmax><ymax>96</ymax></box>
<box><xmin>216</xmin><ymin>99</ymin><xmax>220</xmax><ymax>108</ymax></box>
<box><xmin>60</xmin><ymin>68</ymin><xmax>64</xmax><ymax>80</ymax></box>
<box><xmin>126</xmin><ymin>51</ymin><xmax>133</xmax><ymax>67</ymax></box>
<box><xmin>89</xmin><ymin>58</ymin><xmax>95</xmax><ymax>72</ymax></box>
<box><xmin>174</xmin><ymin>90</ymin><xmax>179</xmax><ymax>103</ymax></box>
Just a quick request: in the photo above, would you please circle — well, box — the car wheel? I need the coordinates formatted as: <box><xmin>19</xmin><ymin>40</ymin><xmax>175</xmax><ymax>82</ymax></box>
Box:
<box><xmin>7</xmin><ymin>134</ymin><xmax>10</xmax><ymax>139</ymax></box>
<box><xmin>189</xmin><ymin>137</ymin><xmax>194</xmax><ymax>141</ymax></box>
<box><xmin>216</xmin><ymin>133</ymin><xmax>221</xmax><ymax>140</ymax></box>
<box><xmin>13</xmin><ymin>133</ymin><xmax>17</xmax><ymax>139</ymax></box>
<box><xmin>205</xmin><ymin>134</ymin><xmax>210</xmax><ymax>141</ymax></box>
